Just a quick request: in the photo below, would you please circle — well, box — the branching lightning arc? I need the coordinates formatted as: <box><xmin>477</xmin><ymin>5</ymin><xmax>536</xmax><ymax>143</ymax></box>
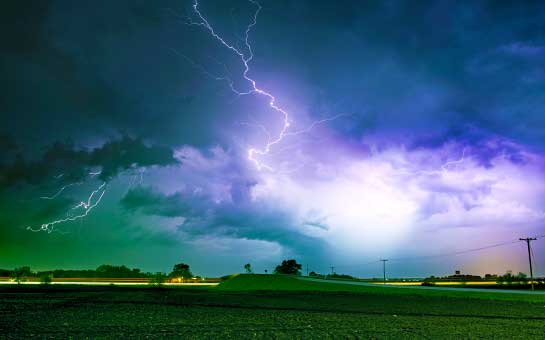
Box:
<box><xmin>188</xmin><ymin>0</ymin><xmax>342</xmax><ymax>171</ymax></box>
<box><xmin>25</xmin><ymin>171</ymin><xmax>108</xmax><ymax>234</ymax></box>
<box><xmin>26</xmin><ymin>0</ymin><xmax>338</xmax><ymax>233</ymax></box>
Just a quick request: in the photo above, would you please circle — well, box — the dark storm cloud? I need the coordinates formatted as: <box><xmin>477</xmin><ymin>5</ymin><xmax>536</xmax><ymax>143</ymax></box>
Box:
<box><xmin>0</xmin><ymin>0</ymin><xmax>53</xmax><ymax>55</ymax></box>
<box><xmin>0</xmin><ymin>135</ymin><xmax>22</xmax><ymax>179</ymax></box>
<box><xmin>0</xmin><ymin>136</ymin><xmax>178</xmax><ymax>189</ymax></box>
<box><xmin>0</xmin><ymin>135</ymin><xmax>18</xmax><ymax>154</ymax></box>
<box><xmin>3</xmin><ymin>0</ymin><xmax>544</xmax><ymax>153</ymax></box>
<box><xmin>257</xmin><ymin>0</ymin><xmax>545</xmax><ymax>150</ymax></box>
<box><xmin>90</xmin><ymin>137</ymin><xmax>178</xmax><ymax>180</ymax></box>
<box><xmin>1</xmin><ymin>0</ymin><xmax>545</xmax><ymax>274</ymax></box>
<box><xmin>120</xmin><ymin>186</ymin><xmax>196</xmax><ymax>217</ymax></box>
<box><xmin>0</xmin><ymin>0</ymin><xmax>233</xmax><ymax>151</ymax></box>
<box><xmin>0</xmin><ymin>0</ymin><xmax>125</xmax><ymax>146</ymax></box>
<box><xmin>120</xmin><ymin>186</ymin><xmax>326</xmax><ymax>253</ymax></box>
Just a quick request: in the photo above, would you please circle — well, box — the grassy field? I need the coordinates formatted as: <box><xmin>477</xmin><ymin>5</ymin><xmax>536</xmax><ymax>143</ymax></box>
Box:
<box><xmin>220</xmin><ymin>274</ymin><xmax>545</xmax><ymax>302</ymax></box>
<box><xmin>1</xmin><ymin>274</ymin><xmax>544</xmax><ymax>338</ymax></box>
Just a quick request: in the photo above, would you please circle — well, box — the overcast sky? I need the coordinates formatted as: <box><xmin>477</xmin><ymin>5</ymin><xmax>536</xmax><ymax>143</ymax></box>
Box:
<box><xmin>1</xmin><ymin>0</ymin><xmax>544</xmax><ymax>277</ymax></box>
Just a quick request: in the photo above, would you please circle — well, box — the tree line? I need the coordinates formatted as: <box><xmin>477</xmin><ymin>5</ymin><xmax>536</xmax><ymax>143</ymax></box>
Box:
<box><xmin>1</xmin><ymin>262</ymin><xmax>197</xmax><ymax>284</ymax></box>
<box><xmin>3</xmin><ymin>258</ymin><xmax>312</xmax><ymax>285</ymax></box>
<box><xmin>1</xmin><ymin>265</ymin><xmax>154</xmax><ymax>280</ymax></box>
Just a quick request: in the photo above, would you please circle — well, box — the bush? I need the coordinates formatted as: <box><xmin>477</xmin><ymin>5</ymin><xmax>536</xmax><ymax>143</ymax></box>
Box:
<box><xmin>274</xmin><ymin>259</ymin><xmax>302</xmax><ymax>275</ymax></box>
<box><xmin>149</xmin><ymin>272</ymin><xmax>166</xmax><ymax>287</ymax></box>
<box><xmin>327</xmin><ymin>273</ymin><xmax>355</xmax><ymax>280</ymax></box>
<box><xmin>10</xmin><ymin>267</ymin><xmax>32</xmax><ymax>284</ymax></box>
<box><xmin>497</xmin><ymin>271</ymin><xmax>528</xmax><ymax>284</ymax></box>
<box><xmin>421</xmin><ymin>281</ymin><xmax>436</xmax><ymax>286</ymax></box>
<box><xmin>40</xmin><ymin>273</ymin><xmax>53</xmax><ymax>285</ymax></box>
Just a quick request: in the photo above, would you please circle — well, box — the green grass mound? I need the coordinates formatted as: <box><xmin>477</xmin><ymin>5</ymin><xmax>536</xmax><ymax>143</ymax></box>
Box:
<box><xmin>217</xmin><ymin>274</ymin><xmax>545</xmax><ymax>303</ymax></box>
<box><xmin>218</xmin><ymin>274</ymin><xmax>390</xmax><ymax>293</ymax></box>
<box><xmin>218</xmin><ymin>274</ymin><xmax>309</xmax><ymax>291</ymax></box>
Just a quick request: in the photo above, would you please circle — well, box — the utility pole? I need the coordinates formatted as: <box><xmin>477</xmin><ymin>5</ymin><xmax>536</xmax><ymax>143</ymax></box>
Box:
<box><xmin>306</xmin><ymin>264</ymin><xmax>309</xmax><ymax>277</ymax></box>
<box><xmin>380</xmin><ymin>259</ymin><xmax>388</xmax><ymax>285</ymax></box>
<box><xmin>520</xmin><ymin>238</ymin><xmax>537</xmax><ymax>291</ymax></box>
<box><xmin>330</xmin><ymin>266</ymin><xmax>335</xmax><ymax>275</ymax></box>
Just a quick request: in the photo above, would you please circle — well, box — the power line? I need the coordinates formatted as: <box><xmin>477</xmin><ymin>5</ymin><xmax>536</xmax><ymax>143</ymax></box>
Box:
<box><xmin>308</xmin><ymin>235</ymin><xmax>542</xmax><ymax>279</ymax></box>
<box><xmin>309</xmin><ymin>240</ymin><xmax>522</xmax><ymax>275</ymax></box>
<box><xmin>388</xmin><ymin>239</ymin><xmax>522</xmax><ymax>262</ymax></box>
<box><xmin>333</xmin><ymin>260</ymin><xmax>382</xmax><ymax>270</ymax></box>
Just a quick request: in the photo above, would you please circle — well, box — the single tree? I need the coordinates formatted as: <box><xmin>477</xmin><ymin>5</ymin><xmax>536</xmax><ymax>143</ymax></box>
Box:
<box><xmin>244</xmin><ymin>263</ymin><xmax>253</xmax><ymax>273</ymax></box>
<box><xmin>274</xmin><ymin>259</ymin><xmax>302</xmax><ymax>275</ymax></box>
<box><xmin>170</xmin><ymin>263</ymin><xmax>193</xmax><ymax>279</ymax></box>
<box><xmin>11</xmin><ymin>266</ymin><xmax>32</xmax><ymax>284</ymax></box>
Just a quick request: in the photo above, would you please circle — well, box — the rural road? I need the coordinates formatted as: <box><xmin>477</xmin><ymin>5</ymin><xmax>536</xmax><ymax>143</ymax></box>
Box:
<box><xmin>298</xmin><ymin>277</ymin><xmax>545</xmax><ymax>295</ymax></box>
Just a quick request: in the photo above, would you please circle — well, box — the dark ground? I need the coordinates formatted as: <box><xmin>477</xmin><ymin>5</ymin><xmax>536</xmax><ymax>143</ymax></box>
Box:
<box><xmin>1</xmin><ymin>285</ymin><xmax>544</xmax><ymax>338</ymax></box>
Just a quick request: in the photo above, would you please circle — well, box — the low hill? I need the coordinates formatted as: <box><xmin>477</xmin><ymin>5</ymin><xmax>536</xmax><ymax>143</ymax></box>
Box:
<box><xmin>217</xmin><ymin>274</ymin><xmax>384</xmax><ymax>292</ymax></box>
<box><xmin>217</xmin><ymin>274</ymin><xmax>545</xmax><ymax>303</ymax></box>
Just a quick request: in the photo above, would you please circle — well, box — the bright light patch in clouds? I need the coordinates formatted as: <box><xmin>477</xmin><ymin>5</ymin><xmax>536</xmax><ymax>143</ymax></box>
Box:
<box><xmin>114</xmin><ymin>135</ymin><xmax>543</xmax><ymax>271</ymax></box>
<box><xmin>246</xmin><ymin>139</ymin><xmax>545</xmax><ymax>259</ymax></box>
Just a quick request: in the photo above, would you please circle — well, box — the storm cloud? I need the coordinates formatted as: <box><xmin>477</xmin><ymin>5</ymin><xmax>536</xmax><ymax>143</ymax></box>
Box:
<box><xmin>0</xmin><ymin>136</ymin><xmax>178</xmax><ymax>188</ymax></box>
<box><xmin>1</xmin><ymin>0</ymin><xmax>545</xmax><ymax>276</ymax></box>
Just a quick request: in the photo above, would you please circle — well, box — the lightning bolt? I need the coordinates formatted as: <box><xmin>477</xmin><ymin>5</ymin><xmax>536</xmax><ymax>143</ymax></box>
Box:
<box><xmin>188</xmin><ymin>0</ymin><xmax>342</xmax><ymax>171</ymax></box>
<box><xmin>284</xmin><ymin>114</ymin><xmax>347</xmax><ymax>137</ymax></box>
<box><xmin>39</xmin><ymin>182</ymin><xmax>83</xmax><ymax>200</ymax></box>
<box><xmin>26</xmin><ymin>166</ymin><xmax>149</xmax><ymax>234</ymax></box>
<box><xmin>26</xmin><ymin>182</ymin><xmax>107</xmax><ymax>234</ymax></box>
<box><xmin>189</xmin><ymin>0</ymin><xmax>287</xmax><ymax>170</ymax></box>
<box><xmin>71</xmin><ymin>183</ymin><xmax>106</xmax><ymax>211</ymax></box>
<box><xmin>441</xmin><ymin>147</ymin><xmax>467</xmax><ymax>172</ymax></box>
<box><xmin>396</xmin><ymin>148</ymin><xmax>470</xmax><ymax>178</ymax></box>
<box><xmin>25</xmin><ymin>170</ymin><xmax>106</xmax><ymax>234</ymax></box>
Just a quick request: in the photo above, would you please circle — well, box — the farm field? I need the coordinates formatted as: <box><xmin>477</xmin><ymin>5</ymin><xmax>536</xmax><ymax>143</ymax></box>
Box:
<box><xmin>1</xmin><ymin>275</ymin><xmax>544</xmax><ymax>338</ymax></box>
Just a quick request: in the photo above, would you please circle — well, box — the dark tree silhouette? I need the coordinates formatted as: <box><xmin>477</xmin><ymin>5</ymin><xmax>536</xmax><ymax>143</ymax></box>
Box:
<box><xmin>11</xmin><ymin>266</ymin><xmax>32</xmax><ymax>284</ymax></box>
<box><xmin>274</xmin><ymin>259</ymin><xmax>302</xmax><ymax>275</ymax></box>
<box><xmin>37</xmin><ymin>265</ymin><xmax>151</xmax><ymax>278</ymax></box>
<box><xmin>244</xmin><ymin>263</ymin><xmax>252</xmax><ymax>273</ymax></box>
<box><xmin>497</xmin><ymin>271</ymin><xmax>528</xmax><ymax>283</ymax></box>
<box><xmin>40</xmin><ymin>273</ymin><xmax>52</xmax><ymax>285</ymax></box>
<box><xmin>170</xmin><ymin>263</ymin><xmax>193</xmax><ymax>278</ymax></box>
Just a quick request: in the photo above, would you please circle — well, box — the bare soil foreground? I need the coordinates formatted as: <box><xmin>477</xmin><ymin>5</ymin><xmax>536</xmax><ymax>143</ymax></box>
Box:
<box><xmin>1</xmin><ymin>275</ymin><xmax>545</xmax><ymax>338</ymax></box>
